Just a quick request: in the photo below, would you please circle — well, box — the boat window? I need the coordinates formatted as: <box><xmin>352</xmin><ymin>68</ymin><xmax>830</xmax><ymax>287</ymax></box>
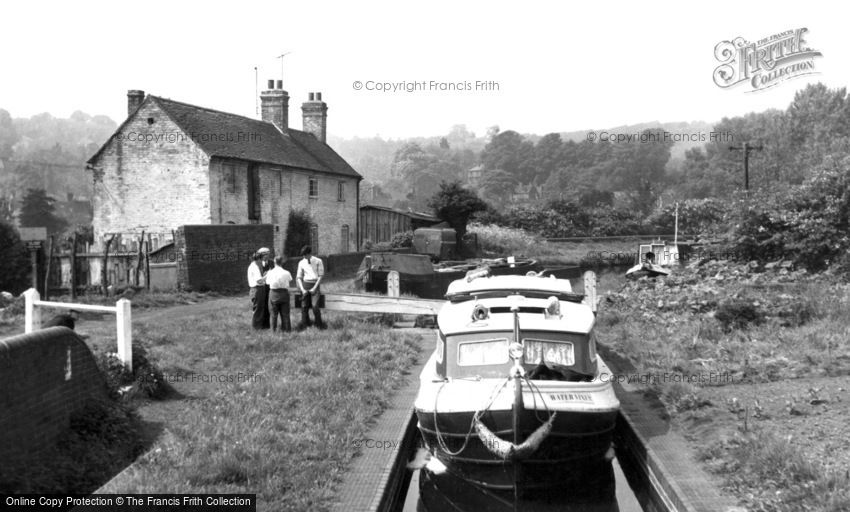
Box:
<box><xmin>457</xmin><ymin>338</ymin><xmax>510</xmax><ymax>366</ymax></box>
<box><xmin>523</xmin><ymin>339</ymin><xmax>575</xmax><ymax>366</ymax></box>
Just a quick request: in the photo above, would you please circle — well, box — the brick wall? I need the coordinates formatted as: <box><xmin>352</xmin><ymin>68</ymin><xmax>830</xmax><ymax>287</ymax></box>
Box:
<box><xmin>175</xmin><ymin>224</ymin><xmax>274</xmax><ymax>292</ymax></box>
<box><xmin>90</xmin><ymin>101</ymin><xmax>212</xmax><ymax>251</ymax></box>
<box><xmin>0</xmin><ymin>327</ymin><xmax>108</xmax><ymax>464</ymax></box>
<box><xmin>209</xmin><ymin>157</ymin><xmax>359</xmax><ymax>256</ymax></box>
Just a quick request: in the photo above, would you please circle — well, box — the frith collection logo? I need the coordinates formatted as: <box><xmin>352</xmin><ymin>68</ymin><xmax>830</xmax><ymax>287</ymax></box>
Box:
<box><xmin>713</xmin><ymin>28</ymin><xmax>822</xmax><ymax>92</ymax></box>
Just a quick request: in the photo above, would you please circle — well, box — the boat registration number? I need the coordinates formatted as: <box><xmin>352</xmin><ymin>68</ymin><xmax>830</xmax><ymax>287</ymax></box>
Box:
<box><xmin>549</xmin><ymin>393</ymin><xmax>593</xmax><ymax>403</ymax></box>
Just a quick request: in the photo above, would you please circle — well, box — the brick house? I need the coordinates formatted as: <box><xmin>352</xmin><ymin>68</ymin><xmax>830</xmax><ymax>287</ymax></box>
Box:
<box><xmin>86</xmin><ymin>82</ymin><xmax>362</xmax><ymax>258</ymax></box>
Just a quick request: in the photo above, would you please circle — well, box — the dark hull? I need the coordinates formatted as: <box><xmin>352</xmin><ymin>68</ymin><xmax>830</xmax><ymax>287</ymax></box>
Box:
<box><xmin>416</xmin><ymin>408</ymin><xmax>617</xmax><ymax>491</ymax></box>
<box><xmin>365</xmin><ymin>259</ymin><xmax>579</xmax><ymax>299</ymax></box>
<box><xmin>418</xmin><ymin>462</ymin><xmax>618</xmax><ymax>512</ymax></box>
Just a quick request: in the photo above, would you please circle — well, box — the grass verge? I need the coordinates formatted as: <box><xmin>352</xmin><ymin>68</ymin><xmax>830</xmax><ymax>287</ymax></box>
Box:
<box><xmin>83</xmin><ymin>299</ymin><xmax>424</xmax><ymax>512</ymax></box>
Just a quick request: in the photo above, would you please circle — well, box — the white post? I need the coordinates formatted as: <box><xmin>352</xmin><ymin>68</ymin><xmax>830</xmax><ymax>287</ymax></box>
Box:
<box><xmin>23</xmin><ymin>288</ymin><xmax>41</xmax><ymax>333</ymax></box>
<box><xmin>583</xmin><ymin>270</ymin><xmax>598</xmax><ymax>314</ymax></box>
<box><xmin>387</xmin><ymin>270</ymin><xmax>400</xmax><ymax>298</ymax></box>
<box><xmin>116</xmin><ymin>298</ymin><xmax>132</xmax><ymax>372</ymax></box>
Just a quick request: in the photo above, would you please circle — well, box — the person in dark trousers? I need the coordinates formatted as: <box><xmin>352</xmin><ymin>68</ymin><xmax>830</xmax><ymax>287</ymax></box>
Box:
<box><xmin>296</xmin><ymin>245</ymin><xmax>325</xmax><ymax>329</ymax></box>
<box><xmin>248</xmin><ymin>248</ymin><xmax>271</xmax><ymax>329</ymax></box>
<box><xmin>266</xmin><ymin>255</ymin><xmax>293</xmax><ymax>333</ymax></box>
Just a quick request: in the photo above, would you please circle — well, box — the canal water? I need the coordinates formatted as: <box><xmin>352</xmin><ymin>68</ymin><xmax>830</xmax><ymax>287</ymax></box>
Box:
<box><xmin>401</xmin><ymin>267</ymin><xmax>644</xmax><ymax>511</ymax></box>
<box><xmin>401</xmin><ymin>451</ymin><xmax>644</xmax><ymax>512</ymax></box>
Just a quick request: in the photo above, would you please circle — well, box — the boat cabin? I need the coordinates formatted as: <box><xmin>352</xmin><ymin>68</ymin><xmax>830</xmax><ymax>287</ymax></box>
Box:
<box><xmin>434</xmin><ymin>275</ymin><xmax>598</xmax><ymax>382</ymax></box>
<box><xmin>636</xmin><ymin>241</ymin><xmax>679</xmax><ymax>267</ymax></box>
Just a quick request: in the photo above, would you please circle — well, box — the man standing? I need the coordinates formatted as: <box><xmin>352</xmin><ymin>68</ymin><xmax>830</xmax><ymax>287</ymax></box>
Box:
<box><xmin>296</xmin><ymin>245</ymin><xmax>325</xmax><ymax>329</ymax></box>
<box><xmin>247</xmin><ymin>248</ymin><xmax>271</xmax><ymax>329</ymax></box>
<box><xmin>266</xmin><ymin>255</ymin><xmax>293</xmax><ymax>333</ymax></box>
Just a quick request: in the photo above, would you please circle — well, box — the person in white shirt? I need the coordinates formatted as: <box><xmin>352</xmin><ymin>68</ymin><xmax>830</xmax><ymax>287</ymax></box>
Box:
<box><xmin>266</xmin><ymin>256</ymin><xmax>293</xmax><ymax>333</ymax></box>
<box><xmin>247</xmin><ymin>248</ymin><xmax>271</xmax><ymax>329</ymax></box>
<box><xmin>296</xmin><ymin>245</ymin><xmax>325</xmax><ymax>329</ymax></box>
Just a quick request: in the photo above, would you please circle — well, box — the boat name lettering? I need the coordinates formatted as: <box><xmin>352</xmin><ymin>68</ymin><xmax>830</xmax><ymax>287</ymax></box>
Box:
<box><xmin>549</xmin><ymin>393</ymin><xmax>593</xmax><ymax>402</ymax></box>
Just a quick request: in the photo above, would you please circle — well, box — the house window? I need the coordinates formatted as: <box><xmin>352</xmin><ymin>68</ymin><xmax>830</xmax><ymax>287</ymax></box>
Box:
<box><xmin>273</xmin><ymin>168</ymin><xmax>284</xmax><ymax>196</ymax></box>
<box><xmin>309</xmin><ymin>224</ymin><xmax>319</xmax><ymax>254</ymax></box>
<box><xmin>338</xmin><ymin>181</ymin><xmax>345</xmax><ymax>202</ymax></box>
<box><xmin>223</xmin><ymin>163</ymin><xmax>236</xmax><ymax>193</ymax></box>
<box><xmin>341</xmin><ymin>225</ymin><xmax>350</xmax><ymax>253</ymax></box>
<box><xmin>309</xmin><ymin>177</ymin><xmax>318</xmax><ymax>198</ymax></box>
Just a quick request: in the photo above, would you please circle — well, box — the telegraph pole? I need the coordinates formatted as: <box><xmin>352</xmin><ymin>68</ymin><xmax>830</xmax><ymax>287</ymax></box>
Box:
<box><xmin>729</xmin><ymin>142</ymin><xmax>763</xmax><ymax>191</ymax></box>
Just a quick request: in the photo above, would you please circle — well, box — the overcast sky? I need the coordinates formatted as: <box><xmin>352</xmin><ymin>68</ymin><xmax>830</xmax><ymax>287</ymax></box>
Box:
<box><xmin>1</xmin><ymin>0</ymin><xmax>845</xmax><ymax>139</ymax></box>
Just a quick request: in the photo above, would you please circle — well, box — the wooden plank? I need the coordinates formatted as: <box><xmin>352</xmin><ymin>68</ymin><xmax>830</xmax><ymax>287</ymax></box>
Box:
<box><xmin>323</xmin><ymin>293</ymin><xmax>444</xmax><ymax>315</ymax></box>
<box><xmin>34</xmin><ymin>300</ymin><xmax>118</xmax><ymax>313</ymax></box>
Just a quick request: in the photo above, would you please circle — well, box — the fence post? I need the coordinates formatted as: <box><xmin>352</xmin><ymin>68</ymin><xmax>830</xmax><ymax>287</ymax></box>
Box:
<box><xmin>583</xmin><ymin>270</ymin><xmax>598</xmax><ymax>314</ymax></box>
<box><xmin>116</xmin><ymin>298</ymin><xmax>132</xmax><ymax>372</ymax></box>
<box><xmin>387</xmin><ymin>270</ymin><xmax>400</xmax><ymax>297</ymax></box>
<box><xmin>23</xmin><ymin>288</ymin><xmax>41</xmax><ymax>333</ymax></box>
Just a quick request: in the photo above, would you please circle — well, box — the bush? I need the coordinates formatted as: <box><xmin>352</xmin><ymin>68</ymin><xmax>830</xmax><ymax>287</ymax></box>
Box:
<box><xmin>715</xmin><ymin>299</ymin><xmax>765</xmax><ymax>332</ymax></box>
<box><xmin>0</xmin><ymin>222</ymin><xmax>31</xmax><ymax>295</ymax></box>
<box><xmin>468</xmin><ymin>223</ymin><xmax>540</xmax><ymax>255</ymax></box>
<box><xmin>646</xmin><ymin>198</ymin><xmax>726</xmax><ymax>236</ymax></box>
<box><xmin>96</xmin><ymin>344</ymin><xmax>171</xmax><ymax>400</ymax></box>
<box><xmin>724</xmin><ymin>158</ymin><xmax>850</xmax><ymax>272</ymax></box>
<box><xmin>284</xmin><ymin>209</ymin><xmax>312</xmax><ymax>257</ymax></box>
<box><xmin>390</xmin><ymin>230</ymin><xmax>413</xmax><ymax>248</ymax></box>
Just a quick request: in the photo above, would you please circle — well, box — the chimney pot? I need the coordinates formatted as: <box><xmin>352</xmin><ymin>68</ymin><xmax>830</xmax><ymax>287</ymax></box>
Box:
<box><xmin>276</xmin><ymin>80</ymin><xmax>283</xmax><ymax>89</ymax></box>
<box><xmin>267</xmin><ymin>79</ymin><xmax>275</xmax><ymax>89</ymax></box>
<box><xmin>301</xmin><ymin>93</ymin><xmax>328</xmax><ymax>143</ymax></box>
<box><xmin>127</xmin><ymin>90</ymin><xmax>145</xmax><ymax>116</ymax></box>
<box><xmin>260</xmin><ymin>88</ymin><xmax>290</xmax><ymax>130</ymax></box>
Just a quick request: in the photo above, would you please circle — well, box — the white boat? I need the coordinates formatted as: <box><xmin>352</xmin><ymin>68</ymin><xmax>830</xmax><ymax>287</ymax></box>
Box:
<box><xmin>625</xmin><ymin>203</ymin><xmax>681</xmax><ymax>279</ymax></box>
<box><xmin>413</xmin><ymin>273</ymin><xmax>620</xmax><ymax>493</ymax></box>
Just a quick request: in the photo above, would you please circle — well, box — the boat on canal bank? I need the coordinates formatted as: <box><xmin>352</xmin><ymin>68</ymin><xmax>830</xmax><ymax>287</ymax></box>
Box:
<box><xmin>413</xmin><ymin>272</ymin><xmax>620</xmax><ymax>494</ymax></box>
<box><xmin>356</xmin><ymin>252</ymin><xmax>580</xmax><ymax>299</ymax></box>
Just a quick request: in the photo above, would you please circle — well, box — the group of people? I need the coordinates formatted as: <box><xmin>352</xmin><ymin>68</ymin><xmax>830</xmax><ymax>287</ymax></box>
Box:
<box><xmin>247</xmin><ymin>245</ymin><xmax>326</xmax><ymax>332</ymax></box>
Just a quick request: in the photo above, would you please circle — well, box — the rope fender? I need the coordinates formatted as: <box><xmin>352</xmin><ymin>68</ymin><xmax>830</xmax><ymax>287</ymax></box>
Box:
<box><xmin>473</xmin><ymin>412</ymin><xmax>556</xmax><ymax>461</ymax></box>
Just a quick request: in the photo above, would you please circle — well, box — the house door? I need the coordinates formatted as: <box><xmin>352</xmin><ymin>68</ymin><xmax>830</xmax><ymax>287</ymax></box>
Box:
<box><xmin>341</xmin><ymin>225</ymin><xmax>350</xmax><ymax>253</ymax></box>
<box><xmin>247</xmin><ymin>164</ymin><xmax>261</xmax><ymax>221</ymax></box>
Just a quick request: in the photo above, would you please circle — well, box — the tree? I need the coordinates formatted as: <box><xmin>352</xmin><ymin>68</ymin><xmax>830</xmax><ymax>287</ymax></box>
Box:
<box><xmin>529</xmin><ymin>133</ymin><xmax>563</xmax><ymax>183</ymax></box>
<box><xmin>0</xmin><ymin>109</ymin><xmax>18</xmax><ymax>161</ymax></box>
<box><xmin>427</xmin><ymin>181</ymin><xmax>487</xmax><ymax>244</ymax></box>
<box><xmin>18</xmin><ymin>188</ymin><xmax>67</xmax><ymax>235</ymax></box>
<box><xmin>284</xmin><ymin>209</ymin><xmax>312</xmax><ymax>257</ymax></box>
<box><xmin>605</xmin><ymin>128</ymin><xmax>673</xmax><ymax>214</ymax></box>
<box><xmin>480</xmin><ymin>130</ymin><xmax>535</xmax><ymax>183</ymax></box>
<box><xmin>479</xmin><ymin>169</ymin><xmax>518</xmax><ymax>202</ymax></box>
<box><xmin>0</xmin><ymin>222</ymin><xmax>31</xmax><ymax>295</ymax></box>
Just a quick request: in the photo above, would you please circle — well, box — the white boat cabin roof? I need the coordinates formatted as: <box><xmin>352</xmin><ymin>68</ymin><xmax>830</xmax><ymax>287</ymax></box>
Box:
<box><xmin>440</xmin><ymin>275</ymin><xmax>595</xmax><ymax>336</ymax></box>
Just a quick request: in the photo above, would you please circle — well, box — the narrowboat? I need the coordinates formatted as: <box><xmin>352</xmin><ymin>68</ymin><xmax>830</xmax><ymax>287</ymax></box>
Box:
<box><xmin>413</xmin><ymin>272</ymin><xmax>620</xmax><ymax>494</ymax></box>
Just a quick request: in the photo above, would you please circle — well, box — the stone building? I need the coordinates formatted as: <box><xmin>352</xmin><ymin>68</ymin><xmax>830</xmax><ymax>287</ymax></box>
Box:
<box><xmin>86</xmin><ymin>82</ymin><xmax>362</xmax><ymax>258</ymax></box>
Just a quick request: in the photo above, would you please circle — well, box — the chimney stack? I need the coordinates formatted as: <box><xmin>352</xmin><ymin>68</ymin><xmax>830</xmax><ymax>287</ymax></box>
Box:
<box><xmin>127</xmin><ymin>90</ymin><xmax>145</xmax><ymax>116</ymax></box>
<box><xmin>301</xmin><ymin>91</ymin><xmax>328</xmax><ymax>143</ymax></box>
<box><xmin>260</xmin><ymin>80</ymin><xmax>289</xmax><ymax>131</ymax></box>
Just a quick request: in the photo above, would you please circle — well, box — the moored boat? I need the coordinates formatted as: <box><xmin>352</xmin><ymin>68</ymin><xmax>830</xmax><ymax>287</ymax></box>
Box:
<box><xmin>356</xmin><ymin>252</ymin><xmax>579</xmax><ymax>299</ymax></box>
<box><xmin>414</xmin><ymin>272</ymin><xmax>620</xmax><ymax>494</ymax></box>
<box><xmin>624</xmin><ymin>241</ymin><xmax>678</xmax><ymax>279</ymax></box>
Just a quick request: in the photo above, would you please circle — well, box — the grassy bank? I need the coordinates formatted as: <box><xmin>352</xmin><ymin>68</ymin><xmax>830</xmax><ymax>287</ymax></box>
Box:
<box><xmin>82</xmin><ymin>299</ymin><xmax>423</xmax><ymax>512</ymax></box>
<box><xmin>596</xmin><ymin>260</ymin><xmax>850</xmax><ymax>511</ymax></box>
<box><xmin>468</xmin><ymin>222</ymin><xmax>637</xmax><ymax>265</ymax></box>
